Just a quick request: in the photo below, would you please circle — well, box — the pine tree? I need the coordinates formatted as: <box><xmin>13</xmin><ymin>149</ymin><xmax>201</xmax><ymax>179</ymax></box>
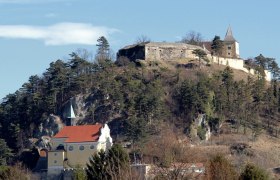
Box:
<box><xmin>211</xmin><ymin>36</ymin><xmax>224</xmax><ymax>64</ymax></box>
<box><xmin>0</xmin><ymin>139</ymin><xmax>12</xmax><ymax>166</ymax></box>
<box><xmin>192</xmin><ymin>49</ymin><xmax>207</xmax><ymax>67</ymax></box>
<box><xmin>86</xmin><ymin>144</ymin><xmax>129</xmax><ymax>180</ymax></box>
<box><xmin>96</xmin><ymin>36</ymin><xmax>111</xmax><ymax>63</ymax></box>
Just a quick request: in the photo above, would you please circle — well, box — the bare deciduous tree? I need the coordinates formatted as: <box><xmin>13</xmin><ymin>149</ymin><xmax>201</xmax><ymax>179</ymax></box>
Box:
<box><xmin>181</xmin><ymin>31</ymin><xmax>203</xmax><ymax>46</ymax></box>
<box><xmin>135</xmin><ymin>35</ymin><xmax>151</xmax><ymax>44</ymax></box>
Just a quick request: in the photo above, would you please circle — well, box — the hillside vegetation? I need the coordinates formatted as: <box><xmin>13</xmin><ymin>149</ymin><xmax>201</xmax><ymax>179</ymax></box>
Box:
<box><xmin>1</xmin><ymin>37</ymin><xmax>280</xmax><ymax>178</ymax></box>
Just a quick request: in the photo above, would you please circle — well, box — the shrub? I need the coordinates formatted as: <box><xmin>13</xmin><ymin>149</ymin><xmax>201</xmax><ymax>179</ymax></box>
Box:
<box><xmin>206</xmin><ymin>154</ymin><xmax>238</xmax><ymax>180</ymax></box>
<box><xmin>0</xmin><ymin>163</ymin><xmax>30</xmax><ymax>180</ymax></box>
<box><xmin>240</xmin><ymin>163</ymin><xmax>269</xmax><ymax>180</ymax></box>
<box><xmin>197</xmin><ymin>126</ymin><xmax>206</xmax><ymax>140</ymax></box>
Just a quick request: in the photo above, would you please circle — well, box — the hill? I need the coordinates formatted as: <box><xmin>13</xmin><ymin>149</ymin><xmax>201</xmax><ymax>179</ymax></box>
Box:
<box><xmin>0</xmin><ymin>52</ymin><xmax>280</xmax><ymax>177</ymax></box>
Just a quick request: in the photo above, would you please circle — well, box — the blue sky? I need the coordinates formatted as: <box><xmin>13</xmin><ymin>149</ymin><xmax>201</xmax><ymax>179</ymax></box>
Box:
<box><xmin>1</xmin><ymin>0</ymin><xmax>280</xmax><ymax>99</ymax></box>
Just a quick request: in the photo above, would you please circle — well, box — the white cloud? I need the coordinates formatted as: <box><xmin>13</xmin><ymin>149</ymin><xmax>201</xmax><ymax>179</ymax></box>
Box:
<box><xmin>0</xmin><ymin>23</ymin><xmax>119</xmax><ymax>46</ymax></box>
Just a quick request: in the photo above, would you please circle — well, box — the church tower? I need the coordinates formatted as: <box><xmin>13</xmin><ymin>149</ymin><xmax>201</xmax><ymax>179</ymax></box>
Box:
<box><xmin>65</xmin><ymin>99</ymin><xmax>76</xmax><ymax>126</ymax></box>
<box><xmin>223</xmin><ymin>26</ymin><xmax>240</xmax><ymax>58</ymax></box>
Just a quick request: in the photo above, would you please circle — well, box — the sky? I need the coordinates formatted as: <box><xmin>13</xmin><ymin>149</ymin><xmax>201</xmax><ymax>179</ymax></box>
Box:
<box><xmin>1</xmin><ymin>0</ymin><xmax>280</xmax><ymax>100</ymax></box>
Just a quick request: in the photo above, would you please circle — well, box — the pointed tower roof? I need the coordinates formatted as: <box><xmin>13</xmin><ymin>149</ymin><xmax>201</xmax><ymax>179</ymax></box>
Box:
<box><xmin>224</xmin><ymin>26</ymin><xmax>236</xmax><ymax>42</ymax></box>
<box><xmin>66</xmin><ymin>101</ymin><xmax>76</xmax><ymax>119</ymax></box>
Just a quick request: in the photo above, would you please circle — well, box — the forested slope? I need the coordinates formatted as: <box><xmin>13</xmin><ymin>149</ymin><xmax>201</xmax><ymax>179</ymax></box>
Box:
<box><xmin>0</xmin><ymin>42</ymin><xmax>280</xmax><ymax>169</ymax></box>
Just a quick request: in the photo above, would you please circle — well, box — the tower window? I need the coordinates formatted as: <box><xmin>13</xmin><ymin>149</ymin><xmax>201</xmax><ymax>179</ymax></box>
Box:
<box><xmin>228</xmin><ymin>46</ymin><xmax>231</xmax><ymax>50</ymax></box>
<box><xmin>228</xmin><ymin>53</ymin><xmax>231</xmax><ymax>55</ymax></box>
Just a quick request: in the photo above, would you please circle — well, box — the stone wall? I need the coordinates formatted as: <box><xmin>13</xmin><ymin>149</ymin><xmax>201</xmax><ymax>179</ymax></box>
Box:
<box><xmin>145</xmin><ymin>46</ymin><xmax>196</xmax><ymax>61</ymax></box>
<box><xmin>117</xmin><ymin>42</ymin><xmax>202</xmax><ymax>61</ymax></box>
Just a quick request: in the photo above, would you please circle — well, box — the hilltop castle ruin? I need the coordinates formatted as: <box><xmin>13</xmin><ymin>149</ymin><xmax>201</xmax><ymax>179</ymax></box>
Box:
<box><xmin>117</xmin><ymin>27</ymin><xmax>271</xmax><ymax>81</ymax></box>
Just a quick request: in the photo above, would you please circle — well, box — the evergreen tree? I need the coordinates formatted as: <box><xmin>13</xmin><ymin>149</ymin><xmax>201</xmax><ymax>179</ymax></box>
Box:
<box><xmin>96</xmin><ymin>36</ymin><xmax>111</xmax><ymax>63</ymax></box>
<box><xmin>0</xmin><ymin>139</ymin><xmax>12</xmax><ymax>166</ymax></box>
<box><xmin>211</xmin><ymin>36</ymin><xmax>224</xmax><ymax>64</ymax></box>
<box><xmin>86</xmin><ymin>144</ymin><xmax>129</xmax><ymax>180</ymax></box>
<box><xmin>192</xmin><ymin>49</ymin><xmax>207</xmax><ymax>67</ymax></box>
<box><xmin>86</xmin><ymin>150</ymin><xmax>107</xmax><ymax>180</ymax></box>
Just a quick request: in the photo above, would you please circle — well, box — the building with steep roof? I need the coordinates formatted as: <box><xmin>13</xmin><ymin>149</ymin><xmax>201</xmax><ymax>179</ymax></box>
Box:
<box><xmin>47</xmin><ymin>124</ymin><xmax>113</xmax><ymax>172</ymax></box>
<box><xmin>222</xmin><ymin>26</ymin><xmax>240</xmax><ymax>58</ymax></box>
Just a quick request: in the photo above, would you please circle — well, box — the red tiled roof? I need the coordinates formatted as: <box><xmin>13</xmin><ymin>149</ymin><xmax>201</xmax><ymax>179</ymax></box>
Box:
<box><xmin>53</xmin><ymin>125</ymin><xmax>102</xmax><ymax>143</ymax></box>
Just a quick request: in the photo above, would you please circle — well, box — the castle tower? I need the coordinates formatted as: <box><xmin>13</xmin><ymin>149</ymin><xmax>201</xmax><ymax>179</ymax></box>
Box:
<box><xmin>223</xmin><ymin>26</ymin><xmax>240</xmax><ymax>58</ymax></box>
<box><xmin>65</xmin><ymin>99</ymin><xmax>76</xmax><ymax>126</ymax></box>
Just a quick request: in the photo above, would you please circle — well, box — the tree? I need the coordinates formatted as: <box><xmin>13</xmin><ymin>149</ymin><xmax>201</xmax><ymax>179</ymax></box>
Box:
<box><xmin>135</xmin><ymin>35</ymin><xmax>151</xmax><ymax>44</ymax></box>
<box><xmin>267</xmin><ymin>59</ymin><xmax>280</xmax><ymax>79</ymax></box>
<box><xmin>192</xmin><ymin>49</ymin><xmax>207</xmax><ymax>68</ymax></box>
<box><xmin>254</xmin><ymin>54</ymin><xmax>268</xmax><ymax>70</ymax></box>
<box><xmin>96</xmin><ymin>36</ymin><xmax>111</xmax><ymax>63</ymax></box>
<box><xmin>181</xmin><ymin>31</ymin><xmax>203</xmax><ymax>46</ymax></box>
<box><xmin>106</xmin><ymin>144</ymin><xmax>130</xmax><ymax>179</ymax></box>
<box><xmin>240</xmin><ymin>163</ymin><xmax>269</xmax><ymax>180</ymax></box>
<box><xmin>211</xmin><ymin>36</ymin><xmax>224</xmax><ymax>64</ymax></box>
<box><xmin>73</xmin><ymin>165</ymin><xmax>87</xmax><ymax>180</ymax></box>
<box><xmin>86</xmin><ymin>150</ymin><xmax>107</xmax><ymax>180</ymax></box>
<box><xmin>0</xmin><ymin>139</ymin><xmax>12</xmax><ymax>166</ymax></box>
<box><xmin>86</xmin><ymin>144</ymin><xmax>130</xmax><ymax>180</ymax></box>
<box><xmin>206</xmin><ymin>154</ymin><xmax>238</xmax><ymax>180</ymax></box>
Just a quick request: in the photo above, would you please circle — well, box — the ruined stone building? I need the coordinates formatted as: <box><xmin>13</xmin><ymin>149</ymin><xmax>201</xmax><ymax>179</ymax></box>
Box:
<box><xmin>118</xmin><ymin>27</ymin><xmax>239</xmax><ymax>62</ymax></box>
<box><xmin>117</xmin><ymin>27</ymin><xmax>271</xmax><ymax>81</ymax></box>
<box><xmin>117</xmin><ymin>42</ymin><xmax>205</xmax><ymax>61</ymax></box>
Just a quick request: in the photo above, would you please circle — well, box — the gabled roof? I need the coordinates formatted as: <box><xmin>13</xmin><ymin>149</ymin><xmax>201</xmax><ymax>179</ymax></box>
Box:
<box><xmin>53</xmin><ymin>125</ymin><xmax>102</xmax><ymax>143</ymax></box>
<box><xmin>224</xmin><ymin>26</ymin><xmax>236</xmax><ymax>42</ymax></box>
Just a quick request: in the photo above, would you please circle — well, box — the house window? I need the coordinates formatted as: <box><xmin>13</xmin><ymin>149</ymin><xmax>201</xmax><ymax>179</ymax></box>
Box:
<box><xmin>54</xmin><ymin>153</ymin><xmax>57</xmax><ymax>156</ymax></box>
<box><xmin>79</xmin><ymin>145</ymin><xmax>85</xmax><ymax>151</ymax></box>
<box><xmin>90</xmin><ymin>145</ymin><xmax>95</xmax><ymax>149</ymax></box>
<box><xmin>69</xmin><ymin>146</ymin><xmax>73</xmax><ymax>151</ymax></box>
<box><xmin>54</xmin><ymin>160</ymin><xmax>57</xmax><ymax>164</ymax></box>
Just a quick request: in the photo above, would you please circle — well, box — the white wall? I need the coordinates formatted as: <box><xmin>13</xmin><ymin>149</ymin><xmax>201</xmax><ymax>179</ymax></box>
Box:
<box><xmin>235</xmin><ymin>42</ymin><xmax>240</xmax><ymax>58</ymax></box>
<box><xmin>211</xmin><ymin>56</ymin><xmax>244</xmax><ymax>70</ymax></box>
<box><xmin>98</xmin><ymin>124</ymin><xmax>113</xmax><ymax>151</ymax></box>
<box><xmin>210</xmin><ymin>56</ymin><xmax>271</xmax><ymax>81</ymax></box>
